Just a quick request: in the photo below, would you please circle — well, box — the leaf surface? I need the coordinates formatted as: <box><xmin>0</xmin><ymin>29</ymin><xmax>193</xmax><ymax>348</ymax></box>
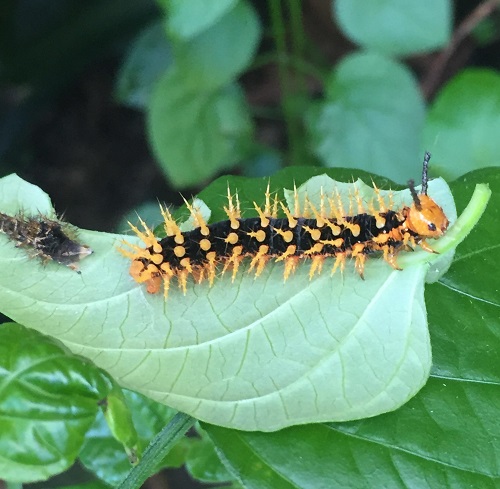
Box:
<box><xmin>0</xmin><ymin>323</ymin><xmax>113</xmax><ymax>482</ymax></box>
<box><xmin>424</xmin><ymin>70</ymin><xmax>500</xmax><ymax>179</ymax></box>
<box><xmin>305</xmin><ymin>52</ymin><xmax>425</xmax><ymax>184</ymax></box>
<box><xmin>203</xmin><ymin>169</ymin><xmax>500</xmax><ymax>485</ymax></box>
<box><xmin>148</xmin><ymin>70</ymin><xmax>253</xmax><ymax>188</ymax></box>
<box><xmin>0</xmin><ymin>171</ymin><xmax>483</xmax><ymax>432</ymax></box>
<box><xmin>334</xmin><ymin>0</ymin><xmax>451</xmax><ymax>56</ymax></box>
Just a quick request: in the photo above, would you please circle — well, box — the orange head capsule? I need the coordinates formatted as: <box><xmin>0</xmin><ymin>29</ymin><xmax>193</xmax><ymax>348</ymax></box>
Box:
<box><xmin>405</xmin><ymin>152</ymin><xmax>449</xmax><ymax>238</ymax></box>
<box><xmin>406</xmin><ymin>193</ymin><xmax>449</xmax><ymax>238</ymax></box>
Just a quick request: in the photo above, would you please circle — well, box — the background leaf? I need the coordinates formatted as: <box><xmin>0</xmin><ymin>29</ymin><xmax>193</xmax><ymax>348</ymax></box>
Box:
<box><xmin>423</xmin><ymin>70</ymin><xmax>500</xmax><ymax>179</ymax></box>
<box><xmin>172</xmin><ymin>0</ymin><xmax>261</xmax><ymax>90</ymax></box>
<box><xmin>0</xmin><ymin>323</ymin><xmax>113</xmax><ymax>483</ymax></box>
<box><xmin>166</xmin><ymin>0</ymin><xmax>238</xmax><ymax>41</ymax></box>
<box><xmin>115</xmin><ymin>21</ymin><xmax>173</xmax><ymax>109</ymax></box>
<box><xmin>147</xmin><ymin>69</ymin><xmax>254</xmax><ymax>187</ymax></box>
<box><xmin>80</xmin><ymin>390</ymin><xmax>183</xmax><ymax>486</ymax></box>
<box><xmin>333</xmin><ymin>0</ymin><xmax>451</xmax><ymax>56</ymax></box>
<box><xmin>185</xmin><ymin>430</ymin><xmax>234</xmax><ymax>484</ymax></box>
<box><xmin>305</xmin><ymin>52</ymin><xmax>425</xmax><ymax>184</ymax></box>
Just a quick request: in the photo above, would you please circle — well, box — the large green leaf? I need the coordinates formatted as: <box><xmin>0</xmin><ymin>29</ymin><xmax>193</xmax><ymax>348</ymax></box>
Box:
<box><xmin>0</xmin><ymin>170</ymin><xmax>487</xmax><ymax>432</ymax></box>
<box><xmin>333</xmin><ymin>0</ymin><xmax>451</xmax><ymax>56</ymax></box>
<box><xmin>80</xmin><ymin>390</ymin><xmax>182</xmax><ymax>486</ymax></box>
<box><xmin>305</xmin><ymin>52</ymin><xmax>425</xmax><ymax>184</ymax></box>
<box><xmin>0</xmin><ymin>323</ymin><xmax>114</xmax><ymax>482</ymax></box>
<box><xmin>148</xmin><ymin>68</ymin><xmax>254</xmax><ymax>188</ymax></box>
<box><xmin>115</xmin><ymin>21</ymin><xmax>173</xmax><ymax>109</ymax></box>
<box><xmin>166</xmin><ymin>0</ymin><xmax>238</xmax><ymax>40</ymax></box>
<box><xmin>172</xmin><ymin>0</ymin><xmax>261</xmax><ymax>90</ymax></box>
<box><xmin>203</xmin><ymin>169</ymin><xmax>500</xmax><ymax>487</ymax></box>
<box><xmin>423</xmin><ymin>69</ymin><xmax>500</xmax><ymax>179</ymax></box>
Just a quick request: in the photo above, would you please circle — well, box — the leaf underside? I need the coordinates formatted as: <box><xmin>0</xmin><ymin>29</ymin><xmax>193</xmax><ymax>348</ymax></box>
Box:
<box><xmin>0</xmin><ymin>173</ymin><xmax>458</xmax><ymax>431</ymax></box>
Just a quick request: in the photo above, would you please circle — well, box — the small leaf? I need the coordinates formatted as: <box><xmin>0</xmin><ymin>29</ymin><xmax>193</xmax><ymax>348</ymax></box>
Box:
<box><xmin>148</xmin><ymin>69</ymin><xmax>254</xmax><ymax>187</ymax></box>
<box><xmin>115</xmin><ymin>22</ymin><xmax>173</xmax><ymax>109</ymax></box>
<box><xmin>305</xmin><ymin>52</ymin><xmax>425</xmax><ymax>183</ymax></box>
<box><xmin>0</xmin><ymin>171</ymin><xmax>486</xmax><ymax>433</ymax></box>
<box><xmin>80</xmin><ymin>390</ymin><xmax>181</xmax><ymax>486</ymax></box>
<box><xmin>0</xmin><ymin>323</ymin><xmax>113</xmax><ymax>483</ymax></box>
<box><xmin>166</xmin><ymin>0</ymin><xmax>238</xmax><ymax>40</ymax></box>
<box><xmin>172</xmin><ymin>0</ymin><xmax>261</xmax><ymax>90</ymax></box>
<box><xmin>423</xmin><ymin>69</ymin><xmax>500</xmax><ymax>179</ymax></box>
<box><xmin>102</xmin><ymin>388</ymin><xmax>139</xmax><ymax>463</ymax></box>
<box><xmin>333</xmin><ymin>0</ymin><xmax>451</xmax><ymax>56</ymax></box>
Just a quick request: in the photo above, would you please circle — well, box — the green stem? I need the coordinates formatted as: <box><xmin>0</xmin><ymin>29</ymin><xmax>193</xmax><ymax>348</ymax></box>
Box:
<box><xmin>252</xmin><ymin>52</ymin><xmax>327</xmax><ymax>86</ymax></box>
<box><xmin>269</xmin><ymin>0</ymin><xmax>303</xmax><ymax>166</ymax></box>
<box><xmin>118</xmin><ymin>412</ymin><xmax>196</xmax><ymax>489</ymax></box>
<box><xmin>289</xmin><ymin>0</ymin><xmax>306</xmax><ymax>94</ymax></box>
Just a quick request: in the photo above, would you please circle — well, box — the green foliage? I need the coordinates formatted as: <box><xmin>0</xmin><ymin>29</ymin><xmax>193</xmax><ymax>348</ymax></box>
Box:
<box><xmin>148</xmin><ymin>70</ymin><xmax>254</xmax><ymax>187</ymax></box>
<box><xmin>0</xmin><ymin>166</ymin><xmax>496</xmax><ymax>486</ymax></box>
<box><xmin>166</xmin><ymin>0</ymin><xmax>239</xmax><ymax>41</ymax></box>
<box><xmin>115</xmin><ymin>22</ymin><xmax>173</xmax><ymax>109</ymax></box>
<box><xmin>80</xmin><ymin>391</ymin><xmax>182</xmax><ymax>486</ymax></box>
<box><xmin>0</xmin><ymin>172</ymin><xmax>468</xmax><ymax>433</ymax></box>
<box><xmin>333</xmin><ymin>0</ymin><xmax>451</xmax><ymax>56</ymax></box>
<box><xmin>305</xmin><ymin>52</ymin><xmax>425</xmax><ymax>183</ymax></box>
<box><xmin>143</xmin><ymin>0</ymin><xmax>261</xmax><ymax>186</ymax></box>
<box><xmin>2</xmin><ymin>1</ymin><xmax>500</xmax><ymax>487</ymax></box>
<box><xmin>0</xmin><ymin>323</ymin><xmax>114</xmax><ymax>481</ymax></box>
<box><xmin>202</xmin><ymin>170</ymin><xmax>500</xmax><ymax>489</ymax></box>
<box><xmin>424</xmin><ymin>70</ymin><xmax>500</xmax><ymax>179</ymax></box>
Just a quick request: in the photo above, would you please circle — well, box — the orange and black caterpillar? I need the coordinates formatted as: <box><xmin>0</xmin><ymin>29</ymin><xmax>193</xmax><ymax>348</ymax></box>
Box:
<box><xmin>0</xmin><ymin>212</ymin><xmax>92</xmax><ymax>271</ymax></box>
<box><xmin>120</xmin><ymin>153</ymin><xmax>449</xmax><ymax>297</ymax></box>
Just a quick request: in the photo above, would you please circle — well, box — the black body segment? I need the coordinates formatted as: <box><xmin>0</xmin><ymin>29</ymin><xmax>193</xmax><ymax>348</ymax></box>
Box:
<box><xmin>152</xmin><ymin>211</ymin><xmax>405</xmax><ymax>272</ymax></box>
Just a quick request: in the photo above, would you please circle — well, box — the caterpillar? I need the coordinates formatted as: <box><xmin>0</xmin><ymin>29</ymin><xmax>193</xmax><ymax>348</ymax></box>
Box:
<box><xmin>119</xmin><ymin>153</ymin><xmax>449</xmax><ymax>298</ymax></box>
<box><xmin>0</xmin><ymin>212</ymin><xmax>92</xmax><ymax>271</ymax></box>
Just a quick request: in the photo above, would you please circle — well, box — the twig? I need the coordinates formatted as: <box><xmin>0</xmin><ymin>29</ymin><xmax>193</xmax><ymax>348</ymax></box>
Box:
<box><xmin>422</xmin><ymin>0</ymin><xmax>500</xmax><ymax>99</ymax></box>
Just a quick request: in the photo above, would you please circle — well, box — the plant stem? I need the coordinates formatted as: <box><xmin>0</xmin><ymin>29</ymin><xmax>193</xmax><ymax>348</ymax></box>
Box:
<box><xmin>118</xmin><ymin>412</ymin><xmax>196</xmax><ymax>489</ymax></box>
<box><xmin>269</xmin><ymin>0</ymin><xmax>305</xmax><ymax>166</ymax></box>
<box><xmin>252</xmin><ymin>52</ymin><xmax>327</xmax><ymax>85</ymax></box>
<box><xmin>289</xmin><ymin>0</ymin><xmax>306</xmax><ymax>94</ymax></box>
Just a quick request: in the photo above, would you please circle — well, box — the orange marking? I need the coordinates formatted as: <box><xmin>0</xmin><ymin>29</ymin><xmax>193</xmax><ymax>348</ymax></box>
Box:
<box><xmin>274</xmin><ymin>228</ymin><xmax>293</xmax><ymax>243</ymax></box>
<box><xmin>325</xmin><ymin>219</ymin><xmax>341</xmax><ymax>236</ymax></box>
<box><xmin>183</xmin><ymin>197</ymin><xmax>210</xmax><ymax>236</ymax></box>
<box><xmin>247</xmin><ymin>229</ymin><xmax>266</xmax><ymax>242</ymax></box>
<box><xmin>275</xmin><ymin>244</ymin><xmax>296</xmax><ymax>262</ymax></box>
<box><xmin>309</xmin><ymin>255</ymin><xmax>324</xmax><ymax>279</ymax></box>
<box><xmin>249</xmin><ymin>244</ymin><xmax>270</xmax><ymax>276</ymax></box>
<box><xmin>224</xmin><ymin>187</ymin><xmax>241</xmax><ymax>229</ymax></box>
<box><xmin>303</xmin><ymin>225</ymin><xmax>321</xmax><ymax>241</ymax></box>
<box><xmin>225</xmin><ymin>232</ymin><xmax>239</xmax><ymax>245</ymax></box>
<box><xmin>200</xmin><ymin>238</ymin><xmax>211</xmax><ymax>251</ymax></box>
<box><xmin>283</xmin><ymin>256</ymin><xmax>300</xmax><ymax>280</ymax></box>
<box><xmin>280</xmin><ymin>202</ymin><xmax>297</xmax><ymax>228</ymax></box>
<box><xmin>160</xmin><ymin>204</ymin><xmax>184</xmax><ymax>244</ymax></box>
<box><xmin>174</xmin><ymin>246</ymin><xmax>186</xmax><ymax>258</ymax></box>
<box><xmin>303</xmin><ymin>242</ymin><xmax>324</xmax><ymax>255</ymax></box>
<box><xmin>320</xmin><ymin>238</ymin><xmax>343</xmax><ymax>248</ymax></box>
<box><xmin>206</xmin><ymin>251</ymin><xmax>217</xmax><ymax>286</ymax></box>
<box><xmin>253</xmin><ymin>202</ymin><xmax>270</xmax><ymax>228</ymax></box>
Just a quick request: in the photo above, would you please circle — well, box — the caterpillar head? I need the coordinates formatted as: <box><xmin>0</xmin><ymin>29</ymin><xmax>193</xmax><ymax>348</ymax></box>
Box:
<box><xmin>406</xmin><ymin>152</ymin><xmax>449</xmax><ymax>238</ymax></box>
